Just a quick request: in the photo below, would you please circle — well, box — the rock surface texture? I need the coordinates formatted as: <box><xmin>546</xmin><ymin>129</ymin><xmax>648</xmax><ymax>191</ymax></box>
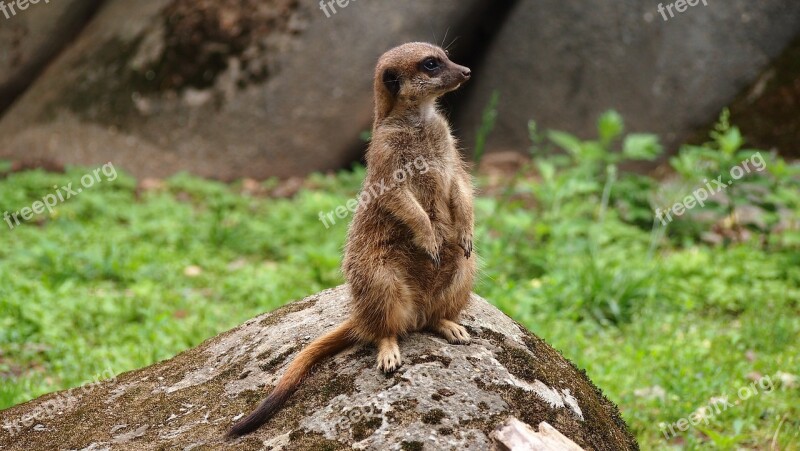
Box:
<box><xmin>457</xmin><ymin>0</ymin><xmax>800</xmax><ymax>155</ymax></box>
<box><xmin>0</xmin><ymin>0</ymin><xmax>488</xmax><ymax>180</ymax></box>
<box><xmin>0</xmin><ymin>286</ymin><xmax>637</xmax><ymax>450</ymax></box>
<box><xmin>0</xmin><ymin>0</ymin><xmax>102</xmax><ymax>113</ymax></box>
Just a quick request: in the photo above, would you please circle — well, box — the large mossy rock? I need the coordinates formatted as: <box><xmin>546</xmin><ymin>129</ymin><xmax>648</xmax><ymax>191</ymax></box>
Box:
<box><xmin>456</xmin><ymin>0</ymin><xmax>800</xmax><ymax>155</ymax></box>
<box><xmin>0</xmin><ymin>0</ymin><xmax>488</xmax><ymax>181</ymax></box>
<box><xmin>0</xmin><ymin>0</ymin><xmax>102</xmax><ymax>114</ymax></box>
<box><xmin>0</xmin><ymin>286</ymin><xmax>637</xmax><ymax>450</ymax></box>
<box><xmin>725</xmin><ymin>36</ymin><xmax>800</xmax><ymax>159</ymax></box>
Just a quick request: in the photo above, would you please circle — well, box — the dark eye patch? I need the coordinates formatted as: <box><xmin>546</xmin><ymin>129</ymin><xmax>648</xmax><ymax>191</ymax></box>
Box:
<box><xmin>420</xmin><ymin>57</ymin><xmax>442</xmax><ymax>74</ymax></box>
<box><xmin>382</xmin><ymin>69</ymin><xmax>401</xmax><ymax>97</ymax></box>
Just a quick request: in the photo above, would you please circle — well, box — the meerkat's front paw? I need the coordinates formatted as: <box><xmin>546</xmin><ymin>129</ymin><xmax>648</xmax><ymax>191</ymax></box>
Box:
<box><xmin>458</xmin><ymin>232</ymin><xmax>473</xmax><ymax>258</ymax></box>
<box><xmin>435</xmin><ymin>319</ymin><xmax>471</xmax><ymax>345</ymax></box>
<box><xmin>415</xmin><ymin>233</ymin><xmax>441</xmax><ymax>267</ymax></box>
<box><xmin>377</xmin><ymin>337</ymin><xmax>402</xmax><ymax>373</ymax></box>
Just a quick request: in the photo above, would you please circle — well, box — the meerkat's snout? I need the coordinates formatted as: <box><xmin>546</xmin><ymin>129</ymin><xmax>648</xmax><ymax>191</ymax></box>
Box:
<box><xmin>457</xmin><ymin>65</ymin><xmax>472</xmax><ymax>81</ymax></box>
<box><xmin>455</xmin><ymin>65</ymin><xmax>471</xmax><ymax>90</ymax></box>
<box><xmin>450</xmin><ymin>64</ymin><xmax>471</xmax><ymax>90</ymax></box>
<box><xmin>440</xmin><ymin>60</ymin><xmax>471</xmax><ymax>93</ymax></box>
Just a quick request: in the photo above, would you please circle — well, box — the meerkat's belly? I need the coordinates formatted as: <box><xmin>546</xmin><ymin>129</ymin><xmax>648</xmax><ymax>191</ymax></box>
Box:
<box><xmin>345</xmin><ymin>208</ymin><xmax>462</xmax><ymax>288</ymax></box>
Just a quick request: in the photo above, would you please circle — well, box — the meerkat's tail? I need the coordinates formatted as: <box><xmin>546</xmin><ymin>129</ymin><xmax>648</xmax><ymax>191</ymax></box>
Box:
<box><xmin>227</xmin><ymin>320</ymin><xmax>356</xmax><ymax>437</ymax></box>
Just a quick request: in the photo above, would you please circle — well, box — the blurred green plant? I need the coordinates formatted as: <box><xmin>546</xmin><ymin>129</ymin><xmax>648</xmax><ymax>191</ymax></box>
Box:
<box><xmin>532</xmin><ymin>110</ymin><xmax>662</xmax><ymax>227</ymax></box>
<box><xmin>481</xmin><ymin>110</ymin><xmax>666</xmax><ymax>325</ymax></box>
<box><xmin>473</xmin><ymin>90</ymin><xmax>500</xmax><ymax>166</ymax></box>
<box><xmin>666</xmin><ymin>109</ymin><xmax>800</xmax><ymax>246</ymax></box>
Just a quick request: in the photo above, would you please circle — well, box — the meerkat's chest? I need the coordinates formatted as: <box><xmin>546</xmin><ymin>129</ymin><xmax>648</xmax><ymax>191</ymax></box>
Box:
<box><xmin>407</xmin><ymin>160</ymin><xmax>454</xmax><ymax>211</ymax></box>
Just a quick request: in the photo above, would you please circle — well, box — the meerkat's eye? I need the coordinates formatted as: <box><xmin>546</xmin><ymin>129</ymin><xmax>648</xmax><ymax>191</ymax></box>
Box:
<box><xmin>421</xmin><ymin>57</ymin><xmax>441</xmax><ymax>73</ymax></box>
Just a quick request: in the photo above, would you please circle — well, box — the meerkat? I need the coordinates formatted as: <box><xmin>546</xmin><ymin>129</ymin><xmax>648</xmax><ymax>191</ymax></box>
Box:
<box><xmin>229</xmin><ymin>42</ymin><xmax>475</xmax><ymax>437</ymax></box>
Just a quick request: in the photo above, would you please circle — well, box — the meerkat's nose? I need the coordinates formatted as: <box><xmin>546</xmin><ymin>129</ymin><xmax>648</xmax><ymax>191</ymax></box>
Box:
<box><xmin>461</xmin><ymin>68</ymin><xmax>472</xmax><ymax>79</ymax></box>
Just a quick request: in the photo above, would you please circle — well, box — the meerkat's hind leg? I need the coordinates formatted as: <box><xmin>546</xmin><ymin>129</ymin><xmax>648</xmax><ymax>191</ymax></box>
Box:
<box><xmin>376</xmin><ymin>336</ymin><xmax>402</xmax><ymax>373</ymax></box>
<box><xmin>432</xmin><ymin>319</ymin><xmax>471</xmax><ymax>345</ymax></box>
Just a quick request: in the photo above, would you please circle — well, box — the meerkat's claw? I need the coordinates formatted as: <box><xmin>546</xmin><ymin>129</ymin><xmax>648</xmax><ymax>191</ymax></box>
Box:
<box><xmin>377</xmin><ymin>337</ymin><xmax>402</xmax><ymax>373</ymax></box>
<box><xmin>458</xmin><ymin>235</ymin><xmax>473</xmax><ymax>258</ymax></box>
<box><xmin>416</xmin><ymin>234</ymin><xmax>441</xmax><ymax>268</ymax></box>
<box><xmin>430</xmin><ymin>252</ymin><xmax>441</xmax><ymax>268</ymax></box>
<box><xmin>435</xmin><ymin>319</ymin><xmax>471</xmax><ymax>344</ymax></box>
<box><xmin>377</xmin><ymin>352</ymin><xmax>402</xmax><ymax>373</ymax></box>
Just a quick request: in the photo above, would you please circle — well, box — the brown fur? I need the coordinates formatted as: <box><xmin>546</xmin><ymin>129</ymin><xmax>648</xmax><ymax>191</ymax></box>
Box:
<box><xmin>229</xmin><ymin>42</ymin><xmax>475</xmax><ymax>437</ymax></box>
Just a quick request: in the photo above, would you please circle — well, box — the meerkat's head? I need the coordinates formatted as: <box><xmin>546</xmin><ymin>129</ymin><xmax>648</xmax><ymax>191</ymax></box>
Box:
<box><xmin>373</xmin><ymin>42</ymin><xmax>471</xmax><ymax>124</ymax></box>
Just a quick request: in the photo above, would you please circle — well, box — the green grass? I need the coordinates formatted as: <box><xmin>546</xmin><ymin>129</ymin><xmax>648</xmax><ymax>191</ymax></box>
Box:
<box><xmin>0</xmin><ymin>117</ymin><xmax>798</xmax><ymax>449</ymax></box>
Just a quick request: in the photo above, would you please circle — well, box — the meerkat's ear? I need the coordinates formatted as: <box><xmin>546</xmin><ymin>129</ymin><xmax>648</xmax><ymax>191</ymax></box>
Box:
<box><xmin>382</xmin><ymin>69</ymin><xmax>401</xmax><ymax>97</ymax></box>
